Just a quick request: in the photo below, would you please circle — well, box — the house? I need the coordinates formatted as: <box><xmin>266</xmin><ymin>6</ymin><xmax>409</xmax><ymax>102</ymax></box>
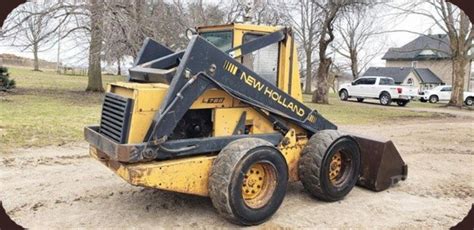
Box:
<box><xmin>382</xmin><ymin>34</ymin><xmax>473</xmax><ymax>91</ymax></box>
<box><xmin>363</xmin><ymin>67</ymin><xmax>443</xmax><ymax>90</ymax></box>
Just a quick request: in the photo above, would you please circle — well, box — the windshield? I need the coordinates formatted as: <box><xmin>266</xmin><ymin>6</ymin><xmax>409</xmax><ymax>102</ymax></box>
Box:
<box><xmin>201</xmin><ymin>31</ymin><xmax>232</xmax><ymax>51</ymax></box>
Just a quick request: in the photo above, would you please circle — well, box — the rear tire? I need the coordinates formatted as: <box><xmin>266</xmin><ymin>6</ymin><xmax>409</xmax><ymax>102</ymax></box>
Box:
<box><xmin>209</xmin><ymin>138</ymin><xmax>288</xmax><ymax>225</ymax></box>
<box><xmin>379</xmin><ymin>92</ymin><xmax>392</xmax><ymax>106</ymax></box>
<box><xmin>465</xmin><ymin>97</ymin><xmax>473</xmax><ymax>106</ymax></box>
<box><xmin>339</xmin><ymin>90</ymin><xmax>349</xmax><ymax>101</ymax></box>
<box><xmin>356</xmin><ymin>98</ymin><xmax>364</xmax><ymax>102</ymax></box>
<box><xmin>299</xmin><ymin>130</ymin><xmax>360</xmax><ymax>202</ymax></box>
<box><xmin>396</xmin><ymin>100</ymin><xmax>409</xmax><ymax>107</ymax></box>
<box><xmin>429</xmin><ymin>95</ymin><xmax>439</xmax><ymax>103</ymax></box>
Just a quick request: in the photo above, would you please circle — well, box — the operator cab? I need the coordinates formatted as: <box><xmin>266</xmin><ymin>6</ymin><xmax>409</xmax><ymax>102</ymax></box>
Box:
<box><xmin>128</xmin><ymin>23</ymin><xmax>303</xmax><ymax>101</ymax></box>
<box><xmin>197</xmin><ymin>24</ymin><xmax>282</xmax><ymax>86</ymax></box>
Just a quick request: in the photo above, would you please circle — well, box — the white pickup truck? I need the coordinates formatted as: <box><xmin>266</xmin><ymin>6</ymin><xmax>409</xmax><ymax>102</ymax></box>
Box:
<box><xmin>419</xmin><ymin>85</ymin><xmax>474</xmax><ymax>106</ymax></box>
<box><xmin>339</xmin><ymin>76</ymin><xmax>413</xmax><ymax>106</ymax></box>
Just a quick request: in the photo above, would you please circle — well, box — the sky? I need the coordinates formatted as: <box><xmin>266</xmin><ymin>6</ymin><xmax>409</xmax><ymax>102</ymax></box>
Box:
<box><xmin>0</xmin><ymin>1</ymin><xmax>448</xmax><ymax>72</ymax></box>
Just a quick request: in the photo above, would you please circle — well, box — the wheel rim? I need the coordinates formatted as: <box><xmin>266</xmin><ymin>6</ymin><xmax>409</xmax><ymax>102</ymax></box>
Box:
<box><xmin>328</xmin><ymin>151</ymin><xmax>352</xmax><ymax>186</ymax></box>
<box><xmin>430</xmin><ymin>97</ymin><xmax>436</xmax><ymax>103</ymax></box>
<box><xmin>381</xmin><ymin>95</ymin><xmax>388</xmax><ymax>104</ymax></box>
<box><xmin>467</xmin><ymin>99</ymin><xmax>473</xmax><ymax>105</ymax></box>
<box><xmin>340</xmin><ymin>91</ymin><xmax>346</xmax><ymax>99</ymax></box>
<box><xmin>242</xmin><ymin>162</ymin><xmax>277</xmax><ymax>209</ymax></box>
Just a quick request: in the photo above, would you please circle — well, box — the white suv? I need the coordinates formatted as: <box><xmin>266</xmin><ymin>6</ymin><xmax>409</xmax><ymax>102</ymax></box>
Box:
<box><xmin>339</xmin><ymin>76</ymin><xmax>412</xmax><ymax>106</ymax></box>
<box><xmin>420</xmin><ymin>85</ymin><xmax>474</xmax><ymax>106</ymax></box>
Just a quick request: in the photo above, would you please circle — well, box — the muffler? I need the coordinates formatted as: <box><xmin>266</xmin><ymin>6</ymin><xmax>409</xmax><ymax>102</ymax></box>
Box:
<box><xmin>351</xmin><ymin>135</ymin><xmax>408</xmax><ymax>191</ymax></box>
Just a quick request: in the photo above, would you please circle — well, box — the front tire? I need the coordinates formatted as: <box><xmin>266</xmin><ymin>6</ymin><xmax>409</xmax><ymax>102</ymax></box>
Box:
<box><xmin>465</xmin><ymin>97</ymin><xmax>473</xmax><ymax>106</ymax></box>
<box><xmin>379</xmin><ymin>92</ymin><xmax>392</xmax><ymax>106</ymax></box>
<box><xmin>299</xmin><ymin>130</ymin><xmax>360</xmax><ymax>202</ymax></box>
<box><xmin>429</xmin><ymin>95</ymin><xmax>439</xmax><ymax>103</ymax></box>
<box><xmin>339</xmin><ymin>90</ymin><xmax>349</xmax><ymax>101</ymax></box>
<box><xmin>209</xmin><ymin>138</ymin><xmax>288</xmax><ymax>225</ymax></box>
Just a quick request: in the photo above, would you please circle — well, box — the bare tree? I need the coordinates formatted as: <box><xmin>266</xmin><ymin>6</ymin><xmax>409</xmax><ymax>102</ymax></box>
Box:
<box><xmin>1</xmin><ymin>1</ymin><xmax>66</xmax><ymax>71</ymax></box>
<box><xmin>389</xmin><ymin>0</ymin><xmax>473</xmax><ymax>107</ymax></box>
<box><xmin>312</xmin><ymin>0</ymin><xmax>370</xmax><ymax>104</ymax></box>
<box><xmin>86</xmin><ymin>0</ymin><xmax>104</xmax><ymax>92</ymax></box>
<box><xmin>333</xmin><ymin>4</ymin><xmax>385</xmax><ymax>79</ymax></box>
<box><xmin>278</xmin><ymin>0</ymin><xmax>322</xmax><ymax>94</ymax></box>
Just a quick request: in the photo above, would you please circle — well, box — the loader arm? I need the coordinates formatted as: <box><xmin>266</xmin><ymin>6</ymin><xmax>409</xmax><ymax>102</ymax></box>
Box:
<box><xmin>145</xmin><ymin>36</ymin><xmax>336</xmax><ymax>145</ymax></box>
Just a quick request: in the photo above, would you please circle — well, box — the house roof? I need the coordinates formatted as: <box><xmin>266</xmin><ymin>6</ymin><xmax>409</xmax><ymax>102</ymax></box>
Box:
<box><xmin>413</xmin><ymin>68</ymin><xmax>444</xmax><ymax>84</ymax></box>
<box><xmin>382</xmin><ymin>34</ymin><xmax>451</xmax><ymax>60</ymax></box>
<box><xmin>362</xmin><ymin>67</ymin><xmax>443</xmax><ymax>84</ymax></box>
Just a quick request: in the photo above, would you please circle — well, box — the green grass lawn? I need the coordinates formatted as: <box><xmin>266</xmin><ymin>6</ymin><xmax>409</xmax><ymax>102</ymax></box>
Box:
<box><xmin>0</xmin><ymin>67</ymin><xmax>123</xmax><ymax>151</ymax></box>
<box><xmin>0</xmin><ymin>66</ymin><xmax>443</xmax><ymax>151</ymax></box>
<box><xmin>303</xmin><ymin>94</ymin><xmax>442</xmax><ymax>125</ymax></box>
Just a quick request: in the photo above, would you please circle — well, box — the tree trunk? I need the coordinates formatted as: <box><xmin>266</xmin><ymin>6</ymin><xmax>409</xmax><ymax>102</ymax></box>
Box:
<box><xmin>86</xmin><ymin>0</ymin><xmax>104</xmax><ymax>92</ymax></box>
<box><xmin>350</xmin><ymin>48</ymin><xmax>358</xmax><ymax>79</ymax></box>
<box><xmin>312</xmin><ymin>58</ymin><xmax>331</xmax><ymax>104</ymax></box>
<box><xmin>304</xmin><ymin>51</ymin><xmax>312</xmax><ymax>94</ymax></box>
<box><xmin>117</xmin><ymin>57</ymin><xmax>121</xmax><ymax>76</ymax></box>
<box><xmin>32</xmin><ymin>43</ymin><xmax>40</xmax><ymax>71</ymax></box>
<box><xmin>448</xmin><ymin>55</ymin><xmax>467</xmax><ymax>107</ymax></box>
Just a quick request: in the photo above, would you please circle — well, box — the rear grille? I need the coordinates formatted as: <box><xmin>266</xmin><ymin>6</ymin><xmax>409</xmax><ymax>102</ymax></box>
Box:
<box><xmin>99</xmin><ymin>93</ymin><xmax>133</xmax><ymax>143</ymax></box>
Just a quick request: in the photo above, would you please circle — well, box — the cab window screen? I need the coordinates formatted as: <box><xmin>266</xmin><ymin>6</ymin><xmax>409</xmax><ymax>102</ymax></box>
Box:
<box><xmin>201</xmin><ymin>31</ymin><xmax>232</xmax><ymax>51</ymax></box>
<box><xmin>242</xmin><ymin>33</ymin><xmax>279</xmax><ymax>85</ymax></box>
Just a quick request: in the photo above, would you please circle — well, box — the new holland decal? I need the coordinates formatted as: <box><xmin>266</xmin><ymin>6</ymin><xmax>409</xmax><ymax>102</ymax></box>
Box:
<box><xmin>223</xmin><ymin>60</ymin><xmax>308</xmax><ymax>119</ymax></box>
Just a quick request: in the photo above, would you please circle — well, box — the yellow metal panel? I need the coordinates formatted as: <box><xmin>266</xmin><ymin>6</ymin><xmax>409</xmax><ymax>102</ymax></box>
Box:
<box><xmin>197</xmin><ymin>24</ymin><xmax>234</xmax><ymax>33</ymax></box>
<box><xmin>128</xmin><ymin>88</ymin><xmax>168</xmax><ymax>143</ymax></box>
<box><xmin>213</xmin><ymin>107</ymin><xmax>274</xmax><ymax>136</ymax></box>
<box><xmin>105</xmin><ymin>82</ymin><xmax>170</xmax><ymax>144</ymax></box>
<box><xmin>124</xmin><ymin>156</ymin><xmax>215</xmax><ymax>196</ymax></box>
<box><xmin>190</xmin><ymin>89</ymin><xmax>234</xmax><ymax>109</ymax></box>
<box><xmin>278</xmin><ymin>128</ymin><xmax>308</xmax><ymax>182</ymax></box>
<box><xmin>110</xmin><ymin>84</ymin><xmax>134</xmax><ymax>98</ymax></box>
<box><xmin>289</xmin><ymin>38</ymin><xmax>304</xmax><ymax>102</ymax></box>
<box><xmin>90</xmin><ymin>146</ymin><xmax>215</xmax><ymax>197</ymax></box>
<box><xmin>234</xmin><ymin>24</ymin><xmax>280</xmax><ymax>33</ymax></box>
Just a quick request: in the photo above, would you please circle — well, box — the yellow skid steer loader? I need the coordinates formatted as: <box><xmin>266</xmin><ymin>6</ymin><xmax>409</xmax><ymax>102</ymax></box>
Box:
<box><xmin>85</xmin><ymin>23</ymin><xmax>407</xmax><ymax>225</ymax></box>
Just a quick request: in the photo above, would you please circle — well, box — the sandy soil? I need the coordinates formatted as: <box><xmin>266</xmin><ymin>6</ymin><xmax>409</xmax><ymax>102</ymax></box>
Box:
<box><xmin>1</xmin><ymin>118</ymin><xmax>473</xmax><ymax>229</ymax></box>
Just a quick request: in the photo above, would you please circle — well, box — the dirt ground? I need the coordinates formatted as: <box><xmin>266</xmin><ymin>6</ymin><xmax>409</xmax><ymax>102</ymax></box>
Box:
<box><xmin>1</xmin><ymin>116</ymin><xmax>473</xmax><ymax>229</ymax></box>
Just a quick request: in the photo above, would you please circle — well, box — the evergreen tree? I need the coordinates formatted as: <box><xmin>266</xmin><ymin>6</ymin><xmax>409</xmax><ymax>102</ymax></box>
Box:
<box><xmin>0</xmin><ymin>67</ymin><xmax>16</xmax><ymax>91</ymax></box>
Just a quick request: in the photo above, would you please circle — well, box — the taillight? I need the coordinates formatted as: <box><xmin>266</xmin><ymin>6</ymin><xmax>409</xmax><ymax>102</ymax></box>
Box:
<box><xmin>397</xmin><ymin>88</ymin><xmax>402</xmax><ymax>94</ymax></box>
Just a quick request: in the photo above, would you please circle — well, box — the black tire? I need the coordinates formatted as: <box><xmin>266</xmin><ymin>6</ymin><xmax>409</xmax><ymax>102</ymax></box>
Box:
<box><xmin>465</xmin><ymin>97</ymin><xmax>473</xmax><ymax>106</ymax></box>
<box><xmin>396</xmin><ymin>100</ymin><xmax>409</xmax><ymax>107</ymax></box>
<box><xmin>208</xmin><ymin>138</ymin><xmax>288</xmax><ymax>225</ymax></box>
<box><xmin>339</xmin><ymin>89</ymin><xmax>349</xmax><ymax>101</ymax></box>
<box><xmin>379</xmin><ymin>92</ymin><xmax>392</xmax><ymax>106</ymax></box>
<box><xmin>356</xmin><ymin>98</ymin><xmax>364</xmax><ymax>102</ymax></box>
<box><xmin>298</xmin><ymin>130</ymin><xmax>360</xmax><ymax>202</ymax></box>
<box><xmin>429</xmin><ymin>95</ymin><xmax>439</xmax><ymax>103</ymax></box>
<box><xmin>419</xmin><ymin>98</ymin><xmax>427</xmax><ymax>103</ymax></box>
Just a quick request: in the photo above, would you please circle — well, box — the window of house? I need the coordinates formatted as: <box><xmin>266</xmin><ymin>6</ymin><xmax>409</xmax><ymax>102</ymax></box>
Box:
<box><xmin>242</xmin><ymin>33</ymin><xmax>279</xmax><ymax>85</ymax></box>
<box><xmin>407</xmin><ymin>78</ymin><xmax>413</xmax><ymax>85</ymax></box>
<box><xmin>201</xmin><ymin>31</ymin><xmax>232</xmax><ymax>51</ymax></box>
